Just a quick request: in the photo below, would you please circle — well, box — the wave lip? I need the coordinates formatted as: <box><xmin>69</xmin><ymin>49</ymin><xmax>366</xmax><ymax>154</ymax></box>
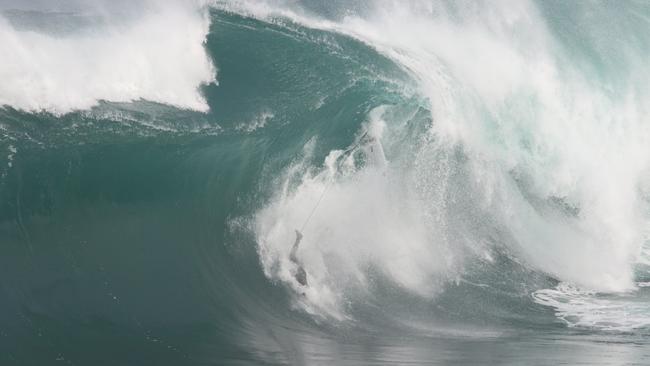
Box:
<box><xmin>0</xmin><ymin>2</ymin><xmax>216</xmax><ymax>114</ymax></box>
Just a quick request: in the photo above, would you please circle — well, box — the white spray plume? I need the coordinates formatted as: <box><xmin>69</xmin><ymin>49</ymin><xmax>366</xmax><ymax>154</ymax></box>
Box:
<box><xmin>0</xmin><ymin>0</ymin><xmax>216</xmax><ymax>114</ymax></box>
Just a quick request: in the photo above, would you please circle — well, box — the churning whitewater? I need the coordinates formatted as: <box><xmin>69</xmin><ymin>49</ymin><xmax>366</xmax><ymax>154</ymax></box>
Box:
<box><xmin>1</xmin><ymin>0</ymin><xmax>650</xmax><ymax>365</ymax></box>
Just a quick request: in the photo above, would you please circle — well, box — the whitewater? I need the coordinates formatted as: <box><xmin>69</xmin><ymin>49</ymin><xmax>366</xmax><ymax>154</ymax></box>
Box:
<box><xmin>1</xmin><ymin>0</ymin><xmax>650</xmax><ymax>365</ymax></box>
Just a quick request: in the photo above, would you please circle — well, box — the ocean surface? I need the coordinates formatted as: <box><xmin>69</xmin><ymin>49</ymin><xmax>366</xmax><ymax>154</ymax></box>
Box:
<box><xmin>2</xmin><ymin>1</ymin><xmax>650</xmax><ymax>365</ymax></box>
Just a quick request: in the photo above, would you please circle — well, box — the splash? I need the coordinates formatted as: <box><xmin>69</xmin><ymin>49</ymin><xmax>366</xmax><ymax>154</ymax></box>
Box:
<box><xmin>244</xmin><ymin>0</ymin><xmax>650</xmax><ymax>318</ymax></box>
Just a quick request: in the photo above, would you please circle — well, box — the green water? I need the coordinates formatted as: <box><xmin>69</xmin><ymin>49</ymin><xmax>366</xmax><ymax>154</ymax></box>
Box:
<box><xmin>2</xmin><ymin>3</ymin><xmax>650</xmax><ymax>365</ymax></box>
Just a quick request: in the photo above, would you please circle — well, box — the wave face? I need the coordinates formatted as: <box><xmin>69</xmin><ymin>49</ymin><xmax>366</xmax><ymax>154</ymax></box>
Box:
<box><xmin>1</xmin><ymin>1</ymin><xmax>650</xmax><ymax>365</ymax></box>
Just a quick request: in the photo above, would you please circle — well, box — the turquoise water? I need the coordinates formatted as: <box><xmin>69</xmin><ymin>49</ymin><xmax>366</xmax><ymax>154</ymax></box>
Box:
<box><xmin>1</xmin><ymin>1</ymin><xmax>650</xmax><ymax>365</ymax></box>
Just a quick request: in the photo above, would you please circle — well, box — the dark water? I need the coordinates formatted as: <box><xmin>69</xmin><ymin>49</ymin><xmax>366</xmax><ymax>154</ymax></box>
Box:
<box><xmin>2</xmin><ymin>3</ymin><xmax>650</xmax><ymax>365</ymax></box>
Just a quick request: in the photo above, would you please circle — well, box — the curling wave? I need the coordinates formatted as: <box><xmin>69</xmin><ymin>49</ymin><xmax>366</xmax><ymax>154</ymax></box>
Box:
<box><xmin>2</xmin><ymin>1</ymin><xmax>650</xmax><ymax>364</ymax></box>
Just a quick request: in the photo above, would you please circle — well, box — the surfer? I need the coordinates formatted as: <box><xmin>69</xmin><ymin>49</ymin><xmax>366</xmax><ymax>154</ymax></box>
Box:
<box><xmin>290</xmin><ymin>230</ymin><xmax>308</xmax><ymax>286</ymax></box>
<box><xmin>288</xmin><ymin>132</ymin><xmax>370</xmax><ymax>289</ymax></box>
